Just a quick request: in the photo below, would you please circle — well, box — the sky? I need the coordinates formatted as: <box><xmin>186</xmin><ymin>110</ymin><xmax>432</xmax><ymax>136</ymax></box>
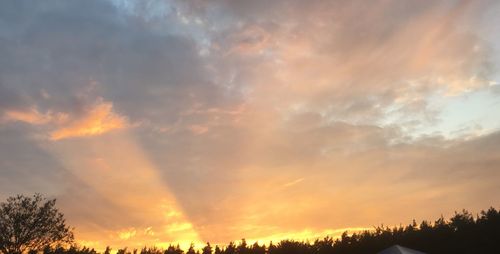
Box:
<box><xmin>0</xmin><ymin>0</ymin><xmax>500</xmax><ymax>250</ymax></box>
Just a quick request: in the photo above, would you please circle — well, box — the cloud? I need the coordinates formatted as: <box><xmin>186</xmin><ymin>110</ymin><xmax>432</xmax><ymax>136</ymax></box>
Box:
<box><xmin>188</xmin><ymin>0</ymin><xmax>495</xmax><ymax>128</ymax></box>
<box><xmin>50</xmin><ymin>100</ymin><xmax>126</xmax><ymax>140</ymax></box>
<box><xmin>281</xmin><ymin>178</ymin><xmax>304</xmax><ymax>188</ymax></box>
<box><xmin>1</xmin><ymin>99</ymin><xmax>126</xmax><ymax>140</ymax></box>
<box><xmin>0</xmin><ymin>126</ymin><xmax>68</xmax><ymax>198</ymax></box>
<box><xmin>118</xmin><ymin>228</ymin><xmax>137</xmax><ymax>240</ymax></box>
<box><xmin>3</xmin><ymin>108</ymin><xmax>53</xmax><ymax>125</ymax></box>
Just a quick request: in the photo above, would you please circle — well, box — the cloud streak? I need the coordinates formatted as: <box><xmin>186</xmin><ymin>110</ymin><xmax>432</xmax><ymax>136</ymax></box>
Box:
<box><xmin>49</xmin><ymin>100</ymin><xmax>126</xmax><ymax>140</ymax></box>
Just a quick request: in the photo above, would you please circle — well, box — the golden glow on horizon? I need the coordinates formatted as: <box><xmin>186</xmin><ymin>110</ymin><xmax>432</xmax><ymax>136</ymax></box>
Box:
<box><xmin>45</xmin><ymin>132</ymin><xmax>201</xmax><ymax>250</ymax></box>
<box><xmin>244</xmin><ymin>227</ymin><xmax>373</xmax><ymax>246</ymax></box>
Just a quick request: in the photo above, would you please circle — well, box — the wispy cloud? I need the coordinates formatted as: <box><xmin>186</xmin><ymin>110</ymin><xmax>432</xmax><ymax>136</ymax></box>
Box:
<box><xmin>1</xmin><ymin>99</ymin><xmax>126</xmax><ymax>140</ymax></box>
<box><xmin>50</xmin><ymin>100</ymin><xmax>126</xmax><ymax>140</ymax></box>
<box><xmin>281</xmin><ymin>178</ymin><xmax>305</xmax><ymax>188</ymax></box>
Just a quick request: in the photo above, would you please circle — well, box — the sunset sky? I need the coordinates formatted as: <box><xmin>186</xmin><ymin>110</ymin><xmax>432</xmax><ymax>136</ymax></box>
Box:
<box><xmin>1</xmin><ymin>0</ymin><xmax>500</xmax><ymax>250</ymax></box>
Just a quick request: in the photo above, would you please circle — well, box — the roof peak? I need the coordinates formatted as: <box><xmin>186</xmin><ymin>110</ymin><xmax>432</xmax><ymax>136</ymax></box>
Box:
<box><xmin>377</xmin><ymin>245</ymin><xmax>427</xmax><ymax>254</ymax></box>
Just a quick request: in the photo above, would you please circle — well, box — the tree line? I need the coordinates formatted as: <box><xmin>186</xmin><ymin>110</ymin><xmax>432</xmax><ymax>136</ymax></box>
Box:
<box><xmin>44</xmin><ymin>209</ymin><xmax>499</xmax><ymax>254</ymax></box>
<box><xmin>1</xmin><ymin>194</ymin><xmax>499</xmax><ymax>254</ymax></box>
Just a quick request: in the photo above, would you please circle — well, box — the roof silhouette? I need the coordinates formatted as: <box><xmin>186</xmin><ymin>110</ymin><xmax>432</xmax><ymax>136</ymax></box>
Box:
<box><xmin>377</xmin><ymin>245</ymin><xmax>427</xmax><ymax>254</ymax></box>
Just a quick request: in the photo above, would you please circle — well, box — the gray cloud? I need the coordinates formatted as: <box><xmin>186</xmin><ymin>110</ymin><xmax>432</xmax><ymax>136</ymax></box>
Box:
<box><xmin>0</xmin><ymin>0</ymin><xmax>237</xmax><ymax>125</ymax></box>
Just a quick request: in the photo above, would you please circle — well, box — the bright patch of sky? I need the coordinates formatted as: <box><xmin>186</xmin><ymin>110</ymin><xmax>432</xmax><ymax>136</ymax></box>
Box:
<box><xmin>379</xmin><ymin>84</ymin><xmax>500</xmax><ymax>141</ymax></box>
<box><xmin>380</xmin><ymin>2</ymin><xmax>500</xmax><ymax>141</ymax></box>
<box><xmin>426</xmin><ymin>87</ymin><xmax>500</xmax><ymax>139</ymax></box>
<box><xmin>420</xmin><ymin>3</ymin><xmax>500</xmax><ymax>140</ymax></box>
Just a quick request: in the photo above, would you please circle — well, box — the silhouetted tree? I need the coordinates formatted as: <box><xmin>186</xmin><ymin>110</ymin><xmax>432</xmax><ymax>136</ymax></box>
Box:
<box><xmin>213</xmin><ymin>246</ymin><xmax>221</xmax><ymax>254</ymax></box>
<box><xmin>249</xmin><ymin>242</ymin><xmax>264</xmax><ymax>254</ymax></box>
<box><xmin>164</xmin><ymin>245</ymin><xmax>183</xmax><ymax>254</ymax></box>
<box><xmin>236</xmin><ymin>239</ymin><xmax>249</xmax><ymax>254</ymax></box>
<box><xmin>0</xmin><ymin>194</ymin><xmax>74</xmax><ymax>254</ymax></box>
<box><xmin>267</xmin><ymin>242</ymin><xmax>276</xmax><ymax>254</ymax></box>
<box><xmin>186</xmin><ymin>244</ymin><xmax>196</xmax><ymax>254</ymax></box>
<box><xmin>117</xmin><ymin>247</ymin><xmax>128</xmax><ymax>254</ymax></box>
<box><xmin>222</xmin><ymin>242</ymin><xmax>235</xmax><ymax>254</ymax></box>
<box><xmin>201</xmin><ymin>243</ymin><xmax>211</xmax><ymax>254</ymax></box>
<box><xmin>140</xmin><ymin>247</ymin><xmax>162</xmax><ymax>254</ymax></box>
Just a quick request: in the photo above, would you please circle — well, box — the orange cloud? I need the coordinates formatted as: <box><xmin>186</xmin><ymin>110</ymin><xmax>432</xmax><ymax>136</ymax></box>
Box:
<box><xmin>50</xmin><ymin>101</ymin><xmax>126</xmax><ymax>140</ymax></box>
<box><xmin>3</xmin><ymin>107</ymin><xmax>68</xmax><ymax>125</ymax></box>
<box><xmin>188</xmin><ymin>124</ymin><xmax>209</xmax><ymax>135</ymax></box>
<box><xmin>3</xmin><ymin>108</ymin><xmax>49</xmax><ymax>124</ymax></box>
<box><xmin>2</xmin><ymin>99</ymin><xmax>126</xmax><ymax>140</ymax></box>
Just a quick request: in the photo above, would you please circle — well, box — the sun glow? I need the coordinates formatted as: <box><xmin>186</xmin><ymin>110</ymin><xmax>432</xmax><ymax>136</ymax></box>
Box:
<box><xmin>45</xmin><ymin>132</ymin><xmax>201</xmax><ymax>250</ymax></box>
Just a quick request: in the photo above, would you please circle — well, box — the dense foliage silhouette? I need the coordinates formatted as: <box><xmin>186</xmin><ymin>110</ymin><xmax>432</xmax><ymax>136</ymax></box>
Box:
<box><xmin>36</xmin><ymin>207</ymin><xmax>499</xmax><ymax>254</ymax></box>
<box><xmin>0</xmin><ymin>194</ymin><xmax>74</xmax><ymax>254</ymax></box>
